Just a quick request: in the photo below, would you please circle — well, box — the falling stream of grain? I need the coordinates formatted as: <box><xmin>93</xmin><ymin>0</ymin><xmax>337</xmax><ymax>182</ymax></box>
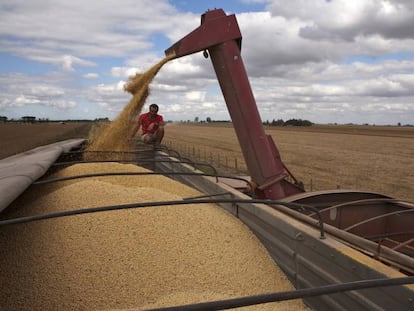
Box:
<box><xmin>85</xmin><ymin>55</ymin><xmax>174</xmax><ymax>156</ymax></box>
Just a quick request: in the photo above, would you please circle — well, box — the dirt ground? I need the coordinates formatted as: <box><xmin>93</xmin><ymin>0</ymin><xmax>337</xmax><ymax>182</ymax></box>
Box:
<box><xmin>164</xmin><ymin>123</ymin><xmax>414</xmax><ymax>203</ymax></box>
<box><xmin>0</xmin><ymin>122</ymin><xmax>93</xmax><ymax>159</ymax></box>
<box><xmin>1</xmin><ymin>121</ymin><xmax>412</xmax><ymax>202</ymax></box>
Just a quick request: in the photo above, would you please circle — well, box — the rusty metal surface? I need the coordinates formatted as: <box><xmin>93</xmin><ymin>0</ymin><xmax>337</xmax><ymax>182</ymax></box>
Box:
<box><xmin>280</xmin><ymin>190</ymin><xmax>414</xmax><ymax>271</ymax></box>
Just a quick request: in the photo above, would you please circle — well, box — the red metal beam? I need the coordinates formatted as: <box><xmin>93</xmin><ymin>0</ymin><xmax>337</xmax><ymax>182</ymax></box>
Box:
<box><xmin>165</xmin><ymin>9</ymin><xmax>304</xmax><ymax>199</ymax></box>
<box><xmin>165</xmin><ymin>9</ymin><xmax>241</xmax><ymax>58</ymax></box>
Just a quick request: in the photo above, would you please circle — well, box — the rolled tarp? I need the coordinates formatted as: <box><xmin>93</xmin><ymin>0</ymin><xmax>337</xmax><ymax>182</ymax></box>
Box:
<box><xmin>0</xmin><ymin>139</ymin><xmax>85</xmax><ymax>213</ymax></box>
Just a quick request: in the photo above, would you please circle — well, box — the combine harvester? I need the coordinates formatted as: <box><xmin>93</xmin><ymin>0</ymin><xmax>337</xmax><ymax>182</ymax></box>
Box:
<box><xmin>1</xmin><ymin>9</ymin><xmax>413</xmax><ymax>310</ymax></box>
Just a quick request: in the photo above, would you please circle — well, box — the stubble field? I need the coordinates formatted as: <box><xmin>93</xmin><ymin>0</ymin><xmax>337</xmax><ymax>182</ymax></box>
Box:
<box><xmin>0</xmin><ymin>122</ymin><xmax>92</xmax><ymax>159</ymax></box>
<box><xmin>163</xmin><ymin>123</ymin><xmax>414</xmax><ymax>203</ymax></box>
<box><xmin>1</xmin><ymin>121</ymin><xmax>413</xmax><ymax>203</ymax></box>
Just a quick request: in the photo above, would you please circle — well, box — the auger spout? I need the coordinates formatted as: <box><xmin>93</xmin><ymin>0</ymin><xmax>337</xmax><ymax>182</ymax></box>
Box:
<box><xmin>165</xmin><ymin>9</ymin><xmax>304</xmax><ymax>199</ymax></box>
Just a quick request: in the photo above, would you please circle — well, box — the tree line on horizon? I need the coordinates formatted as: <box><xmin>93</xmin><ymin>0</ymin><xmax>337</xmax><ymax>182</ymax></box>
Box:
<box><xmin>191</xmin><ymin>116</ymin><xmax>313</xmax><ymax>126</ymax></box>
<box><xmin>264</xmin><ymin>118</ymin><xmax>313</xmax><ymax>127</ymax></box>
<box><xmin>0</xmin><ymin>116</ymin><xmax>109</xmax><ymax>123</ymax></box>
<box><xmin>1</xmin><ymin>115</ymin><xmax>412</xmax><ymax>127</ymax></box>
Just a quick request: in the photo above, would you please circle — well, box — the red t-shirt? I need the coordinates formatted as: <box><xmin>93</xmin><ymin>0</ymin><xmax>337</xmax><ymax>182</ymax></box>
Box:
<box><xmin>139</xmin><ymin>112</ymin><xmax>163</xmax><ymax>134</ymax></box>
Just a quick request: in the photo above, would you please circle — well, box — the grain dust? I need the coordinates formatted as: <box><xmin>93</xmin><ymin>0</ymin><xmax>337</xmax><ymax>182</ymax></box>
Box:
<box><xmin>85</xmin><ymin>56</ymin><xmax>173</xmax><ymax>158</ymax></box>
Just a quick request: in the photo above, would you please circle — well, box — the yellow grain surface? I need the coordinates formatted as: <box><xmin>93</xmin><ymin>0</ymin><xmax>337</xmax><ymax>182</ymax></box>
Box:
<box><xmin>0</xmin><ymin>162</ymin><xmax>308</xmax><ymax>310</ymax></box>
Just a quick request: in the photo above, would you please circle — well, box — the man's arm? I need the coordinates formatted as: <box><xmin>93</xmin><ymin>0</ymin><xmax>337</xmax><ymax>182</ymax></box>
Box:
<box><xmin>158</xmin><ymin>116</ymin><xmax>165</xmax><ymax>127</ymax></box>
<box><xmin>129</xmin><ymin>117</ymin><xmax>141</xmax><ymax>139</ymax></box>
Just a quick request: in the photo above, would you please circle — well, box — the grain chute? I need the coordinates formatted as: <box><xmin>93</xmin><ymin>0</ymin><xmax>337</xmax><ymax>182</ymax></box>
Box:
<box><xmin>165</xmin><ymin>9</ymin><xmax>304</xmax><ymax>200</ymax></box>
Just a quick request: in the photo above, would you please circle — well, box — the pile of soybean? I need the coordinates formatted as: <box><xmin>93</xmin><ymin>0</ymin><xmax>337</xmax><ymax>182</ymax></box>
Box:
<box><xmin>0</xmin><ymin>162</ymin><xmax>308</xmax><ymax>310</ymax></box>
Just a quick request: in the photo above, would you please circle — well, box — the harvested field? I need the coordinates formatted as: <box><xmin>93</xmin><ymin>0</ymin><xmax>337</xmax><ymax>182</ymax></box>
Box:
<box><xmin>164</xmin><ymin>123</ymin><xmax>414</xmax><ymax>203</ymax></box>
<box><xmin>0</xmin><ymin>122</ymin><xmax>92</xmax><ymax>159</ymax></box>
<box><xmin>1</xmin><ymin>121</ymin><xmax>412</xmax><ymax>203</ymax></box>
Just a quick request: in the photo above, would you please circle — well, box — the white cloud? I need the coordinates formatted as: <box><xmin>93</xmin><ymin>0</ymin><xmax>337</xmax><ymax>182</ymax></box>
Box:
<box><xmin>267</xmin><ymin>0</ymin><xmax>414</xmax><ymax>41</ymax></box>
<box><xmin>84</xmin><ymin>73</ymin><xmax>99</xmax><ymax>79</ymax></box>
<box><xmin>15</xmin><ymin>95</ymin><xmax>40</xmax><ymax>105</ymax></box>
<box><xmin>46</xmin><ymin>100</ymin><xmax>77</xmax><ymax>109</ymax></box>
<box><xmin>0</xmin><ymin>1</ymin><xmax>413</xmax><ymax>124</ymax></box>
<box><xmin>0</xmin><ymin>0</ymin><xmax>181</xmax><ymax>69</ymax></box>
<box><xmin>185</xmin><ymin>91</ymin><xmax>206</xmax><ymax>102</ymax></box>
<box><xmin>111</xmin><ymin>67</ymin><xmax>138</xmax><ymax>78</ymax></box>
<box><xmin>163</xmin><ymin>57</ymin><xmax>206</xmax><ymax>76</ymax></box>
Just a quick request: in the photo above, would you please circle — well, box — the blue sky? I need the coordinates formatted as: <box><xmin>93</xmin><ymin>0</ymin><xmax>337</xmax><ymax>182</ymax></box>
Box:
<box><xmin>1</xmin><ymin>0</ymin><xmax>414</xmax><ymax>125</ymax></box>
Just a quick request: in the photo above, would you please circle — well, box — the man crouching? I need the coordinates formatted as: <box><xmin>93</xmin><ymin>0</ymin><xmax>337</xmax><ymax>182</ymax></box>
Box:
<box><xmin>129</xmin><ymin>104</ymin><xmax>164</xmax><ymax>144</ymax></box>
